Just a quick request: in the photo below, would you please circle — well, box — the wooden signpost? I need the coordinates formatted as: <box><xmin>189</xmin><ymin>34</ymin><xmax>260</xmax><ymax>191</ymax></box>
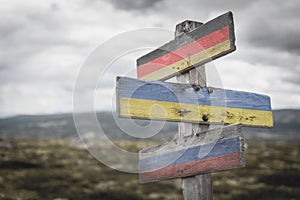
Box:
<box><xmin>115</xmin><ymin>11</ymin><xmax>273</xmax><ymax>200</ymax></box>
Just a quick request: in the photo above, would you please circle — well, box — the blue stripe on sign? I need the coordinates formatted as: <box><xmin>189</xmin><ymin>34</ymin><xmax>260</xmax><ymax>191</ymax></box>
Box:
<box><xmin>140</xmin><ymin>137</ymin><xmax>240</xmax><ymax>172</ymax></box>
<box><xmin>118</xmin><ymin>77</ymin><xmax>271</xmax><ymax>111</ymax></box>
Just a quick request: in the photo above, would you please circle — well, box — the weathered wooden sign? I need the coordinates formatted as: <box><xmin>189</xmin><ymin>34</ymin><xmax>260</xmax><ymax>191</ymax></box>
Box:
<box><xmin>116</xmin><ymin>76</ymin><xmax>273</xmax><ymax>127</ymax></box>
<box><xmin>137</xmin><ymin>12</ymin><xmax>235</xmax><ymax>81</ymax></box>
<box><xmin>139</xmin><ymin>124</ymin><xmax>244</xmax><ymax>183</ymax></box>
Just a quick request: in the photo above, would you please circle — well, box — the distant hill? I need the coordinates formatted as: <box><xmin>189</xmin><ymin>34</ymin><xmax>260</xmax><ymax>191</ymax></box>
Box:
<box><xmin>243</xmin><ymin>109</ymin><xmax>300</xmax><ymax>141</ymax></box>
<box><xmin>0</xmin><ymin>109</ymin><xmax>299</xmax><ymax>142</ymax></box>
<box><xmin>0</xmin><ymin>112</ymin><xmax>177</xmax><ymax>141</ymax></box>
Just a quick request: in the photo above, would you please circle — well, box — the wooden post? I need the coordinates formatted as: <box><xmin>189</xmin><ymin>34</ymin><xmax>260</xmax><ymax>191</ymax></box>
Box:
<box><xmin>176</xmin><ymin>20</ymin><xmax>213</xmax><ymax>200</ymax></box>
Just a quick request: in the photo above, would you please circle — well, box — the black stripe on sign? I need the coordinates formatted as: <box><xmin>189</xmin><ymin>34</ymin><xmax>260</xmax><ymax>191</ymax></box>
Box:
<box><xmin>137</xmin><ymin>12</ymin><xmax>235</xmax><ymax>67</ymax></box>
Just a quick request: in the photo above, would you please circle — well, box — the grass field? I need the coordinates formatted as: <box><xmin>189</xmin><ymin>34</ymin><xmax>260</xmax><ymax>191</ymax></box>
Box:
<box><xmin>0</xmin><ymin>139</ymin><xmax>299</xmax><ymax>200</ymax></box>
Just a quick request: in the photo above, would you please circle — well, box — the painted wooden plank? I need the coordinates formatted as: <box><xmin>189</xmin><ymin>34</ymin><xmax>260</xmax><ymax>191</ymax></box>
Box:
<box><xmin>139</xmin><ymin>124</ymin><xmax>245</xmax><ymax>183</ymax></box>
<box><xmin>137</xmin><ymin>12</ymin><xmax>236</xmax><ymax>81</ymax></box>
<box><xmin>116</xmin><ymin>76</ymin><xmax>273</xmax><ymax>127</ymax></box>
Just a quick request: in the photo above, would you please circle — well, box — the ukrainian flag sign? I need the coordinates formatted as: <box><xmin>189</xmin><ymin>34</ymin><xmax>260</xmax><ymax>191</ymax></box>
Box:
<box><xmin>116</xmin><ymin>76</ymin><xmax>273</xmax><ymax>127</ymax></box>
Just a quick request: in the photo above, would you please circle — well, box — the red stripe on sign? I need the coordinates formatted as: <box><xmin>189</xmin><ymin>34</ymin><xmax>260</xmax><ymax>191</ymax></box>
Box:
<box><xmin>137</xmin><ymin>25</ymin><xmax>230</xmax><ymax>78</ymax></box>
<box><xmin>139</xmin><ymin>152</ymin><xmax>241</xmax><ymax>183</ymax></box>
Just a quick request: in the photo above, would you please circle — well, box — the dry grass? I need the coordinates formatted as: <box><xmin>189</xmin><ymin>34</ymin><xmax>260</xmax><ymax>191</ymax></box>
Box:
<box><xmin>0</xmin><ymin>139</ymin><xmax>299</xmax><ymax>200</ymax></box>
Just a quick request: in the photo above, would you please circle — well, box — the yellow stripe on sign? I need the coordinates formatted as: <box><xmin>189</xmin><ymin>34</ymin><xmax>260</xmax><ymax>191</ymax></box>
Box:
<box><xmin>119</xmin><ymin>97</ymin><xmax>273</xmax><ymax>127</ymax></box>
<box><xmin>140</xmin><ymin>40</ymin><xmax>231</xmax><ymax>80</ymax></box>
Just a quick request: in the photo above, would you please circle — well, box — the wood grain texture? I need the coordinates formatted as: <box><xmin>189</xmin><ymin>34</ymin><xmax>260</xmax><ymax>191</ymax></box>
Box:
<box><xmin>137</xmin><ymin>12</ymin><xmax>235</xmax><ymax>81</ymax></box>
<box><xmin>139</xmin><ymin>124</ymin><xmax>245</xmax><ymax>183</ymax></box>
<box><xmin>138</xmin><ymin>41</ymin><xmax>230</xmax><ymax>81</ymax></box>
<box><xmin>116</xmin><ymin>76</ymin><xmax>273</xmax><ymax>127</ymax></box>
<box><xmin>183</xmin><ymin>174</ymin><xmax>212</xmax><ymax>200</ymax></box>
<box><xmin>176</xmin><ymin>21</ymin><xmax>213</xmax><ymax>200</ymax></box>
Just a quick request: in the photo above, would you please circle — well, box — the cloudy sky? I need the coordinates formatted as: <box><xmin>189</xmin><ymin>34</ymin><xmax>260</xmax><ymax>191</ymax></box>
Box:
<box><xmin>1</xmin><ymin>0</ymin><xmax>300</xmax><ymax>117</ymax></box>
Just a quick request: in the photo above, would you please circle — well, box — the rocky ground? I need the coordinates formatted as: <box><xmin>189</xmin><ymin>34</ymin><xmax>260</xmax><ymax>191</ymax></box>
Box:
<box><xmin>0</xmin><ymin>139</ymin><xmax>299</xmax><ymax>200</ymax></box>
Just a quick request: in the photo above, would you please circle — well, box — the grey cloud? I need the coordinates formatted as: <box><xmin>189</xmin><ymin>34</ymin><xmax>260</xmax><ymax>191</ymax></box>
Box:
<box><xmin>188</xmin><ymin>0</ymin><xmax>255</xmax><ymax>10</ymax></box>
<box><xmin>0</xmin><ymin>7</ymin><xmax>80</xmax><ymax>47</ymax></box>
<box><xmin>282</xmin><ymin>72</ymin><xmax>300</xmax><ymax>86</ymax></box>
<box><xmin>0</xmin><ymin>2</ymin><xmax>87</xmax><ymax>103</ymax></box>
<box><xmin>50</xmin><ymin>3</ymin><xmax>59</xmax><ymax>12</ymax></box>
<box><xmin>246</xmin><ymin>20</ymin><xmax>300</xmax><ymax>55</ymax></box>
<box><xmin>232</xmin><ymin>46</ymin><xmax>300</xmax><ymax>69</ymax></box>
<box><xmin>151</xmin><ymin>0</ymin><xmax>300</xmax><ymax>55</ymax></box>
<box><xmin>1</xmin><ymin>0</ymin><xmax>300</xmax><ymax>117</ymax></box>
<box><xmin>0</xmin><ymin>20</ymin><xmax>23</xmax><ymax>39</ymax></box>
<box><xmin>107</xmin><ymin>0</ymin><xmax>163</xmax><ymax>11</ymax></box>
<box><xmin>229</xmin><ymin>44</ymin><xmax>300</xmax><ymax>88</ymax></box>
<box><xmin>240</xmin><ymin>0</ymin><xmax>300</xmax><ymax>55</ymax></box>
<box><xmin>0</xmin><ymin>2</ymin><xmax>85</xmax><ymax>72</ymax></box>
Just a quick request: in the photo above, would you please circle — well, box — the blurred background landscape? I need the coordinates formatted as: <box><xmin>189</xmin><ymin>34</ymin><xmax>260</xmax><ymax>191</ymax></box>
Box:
<box><xmin>0</xmin><ymin>109</ymin><xmax>299</xmax><ymax>200</ymax></box>
<box><xmin>1</xmin><ymin>109</ymin><xmax>300</xmax><ymax>142</ymax></box>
